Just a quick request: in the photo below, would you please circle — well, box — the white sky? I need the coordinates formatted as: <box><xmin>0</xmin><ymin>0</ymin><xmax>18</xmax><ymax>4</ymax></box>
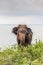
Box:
<box><xmin>0</xmin><ymin>0</ymin><xmax>43</xmax><ymax>50</ymax></box>
<box><xmin>0</xmin><ymin>0</ymin><xmax>43</xmax><ymax>14</ymax></box>
<box><xmin>0</xmin><ymin>15</ymin><xmax>43</xmax><ymax>24</ymax></box>
<box><xmin>0</xmin><ymin>15</ymin><xmax>43</xmax><ymax>50</ymax></box>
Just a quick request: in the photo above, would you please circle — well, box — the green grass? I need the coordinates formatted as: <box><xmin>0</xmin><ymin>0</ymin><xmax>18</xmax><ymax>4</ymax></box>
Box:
<box><xmin>0</xmin><ymin>40</ymin><xmax>43</xmax><ymax>65</ymax></box>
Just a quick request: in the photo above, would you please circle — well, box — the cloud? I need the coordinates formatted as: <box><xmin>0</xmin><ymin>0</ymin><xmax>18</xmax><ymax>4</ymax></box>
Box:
<box><xmin>0</xmin><ymin>0</ymin><xmax>43</xmax><ymax>15</ymax></box>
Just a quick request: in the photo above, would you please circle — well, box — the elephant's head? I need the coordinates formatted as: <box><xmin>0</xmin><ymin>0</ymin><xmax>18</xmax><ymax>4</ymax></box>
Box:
<box><xmin>12</xmin><ymin>24</ymin><xmax>33</xmax><ymax>45</ymax></box>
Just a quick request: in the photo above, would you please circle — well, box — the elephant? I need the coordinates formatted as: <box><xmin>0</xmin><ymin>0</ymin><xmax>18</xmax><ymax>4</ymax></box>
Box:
<box><xmin>12</xmin><ymin>24</ymin><xmax>33</xmax><ymax>46</ymax></box>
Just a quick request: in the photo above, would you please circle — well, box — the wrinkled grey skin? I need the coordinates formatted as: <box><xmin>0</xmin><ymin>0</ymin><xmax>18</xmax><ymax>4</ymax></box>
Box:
<box><xmin>12</xmin><ymin>24</ymin><xmax>33</xmax><ymax>46</ymax></box>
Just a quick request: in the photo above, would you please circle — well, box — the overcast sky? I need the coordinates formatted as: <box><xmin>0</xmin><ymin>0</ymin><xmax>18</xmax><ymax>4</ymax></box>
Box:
<box><xmin>0</xmin><ymin>0</ymin><xmax>43</xmax><ymax>50</ymax></box>
<box><xmin>0</xmin><ymin>15</ymin><xmax>43</xmax><ymax>24</ymax></box>
<box><xmin>0</xmin><ymin>0</ymin><xmax>43</xmax><ymax>15</ymax></box>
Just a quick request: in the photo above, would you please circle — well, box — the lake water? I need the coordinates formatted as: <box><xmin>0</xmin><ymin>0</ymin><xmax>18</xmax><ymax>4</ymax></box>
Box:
<box><xmin>0</xmin><ymin>24</ymin><xmax>43</xmax><ymax>49</ymax></box>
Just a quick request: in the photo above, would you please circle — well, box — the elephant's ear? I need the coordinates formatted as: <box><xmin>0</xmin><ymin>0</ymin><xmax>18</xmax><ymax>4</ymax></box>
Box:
<box><xmin>12</xmin><ymin>27</ymin><xmax>18</xmax><ymax>35</ymax></box>
<box><xmin>27</xmin><ymin>28</ymin><xmax>33</xmax><ymax>34</ymax></box>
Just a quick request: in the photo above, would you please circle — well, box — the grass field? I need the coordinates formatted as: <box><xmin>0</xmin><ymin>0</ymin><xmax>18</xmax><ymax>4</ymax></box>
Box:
<box><xmin>0</xmin><ymin>40</ymin><xmax>43</xmax><ymax>65</ymax></box>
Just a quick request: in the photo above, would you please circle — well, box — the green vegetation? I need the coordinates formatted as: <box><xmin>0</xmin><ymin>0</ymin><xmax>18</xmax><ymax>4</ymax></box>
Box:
<box><xmin>0</xmin><ymin>40</ymin><xmax>43</xmax><ymax>65</ymax></box>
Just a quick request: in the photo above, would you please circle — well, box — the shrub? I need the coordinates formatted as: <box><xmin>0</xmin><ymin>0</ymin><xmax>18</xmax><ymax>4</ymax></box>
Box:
<box><xmin>0</xmin><ymin>40</ymin><xmax>43</xmax><ymax>65</ymax></box>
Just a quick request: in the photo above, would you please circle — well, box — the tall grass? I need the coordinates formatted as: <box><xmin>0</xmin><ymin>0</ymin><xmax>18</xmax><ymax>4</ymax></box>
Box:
<box><xmin>0</xmin><ymin>40</ymin><xmax>43</xmax><ymax>65</ymax></box>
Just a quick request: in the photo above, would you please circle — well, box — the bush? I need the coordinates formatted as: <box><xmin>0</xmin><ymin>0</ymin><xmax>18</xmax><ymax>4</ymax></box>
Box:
<box><xmin>0</xmin><ymin>40</ymin><xmax>43</xmax><ymax>65</ymax></box>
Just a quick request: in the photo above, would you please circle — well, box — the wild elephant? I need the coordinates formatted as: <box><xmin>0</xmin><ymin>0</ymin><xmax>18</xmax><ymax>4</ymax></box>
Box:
<box><xmin>12</xmin><ymin>24</ymin><xmax>33</xmax><ymax>46</ymax></box>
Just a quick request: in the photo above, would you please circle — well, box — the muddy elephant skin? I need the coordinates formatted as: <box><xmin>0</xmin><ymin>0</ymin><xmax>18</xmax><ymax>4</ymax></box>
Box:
<box><xmin>12</xmin><ymin>24</ymin><xmax>33</xmax><ymax>46</ymax></box>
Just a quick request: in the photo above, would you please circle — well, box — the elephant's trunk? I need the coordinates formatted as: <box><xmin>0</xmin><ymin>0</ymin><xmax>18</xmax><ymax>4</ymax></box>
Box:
<box><xmin>17</xmin><ymin>33</ymin><xmax>26</xmax><ymax>45</ymax></box>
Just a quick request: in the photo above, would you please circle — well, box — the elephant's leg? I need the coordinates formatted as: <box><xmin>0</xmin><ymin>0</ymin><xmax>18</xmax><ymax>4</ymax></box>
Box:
<box><xmin>28</xmin><ymin>39</ymin><xmax>31</xmax><ymax>45</ymax></box>
<box><xmin>17</xmin><ymin>39</ymin><xmax>20</xmax><ymax>45</ymax></box>
<box><xmin>26</xmin><ymin>37</ymin><xmax>31</xmax><ymax>45</ymax></box>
